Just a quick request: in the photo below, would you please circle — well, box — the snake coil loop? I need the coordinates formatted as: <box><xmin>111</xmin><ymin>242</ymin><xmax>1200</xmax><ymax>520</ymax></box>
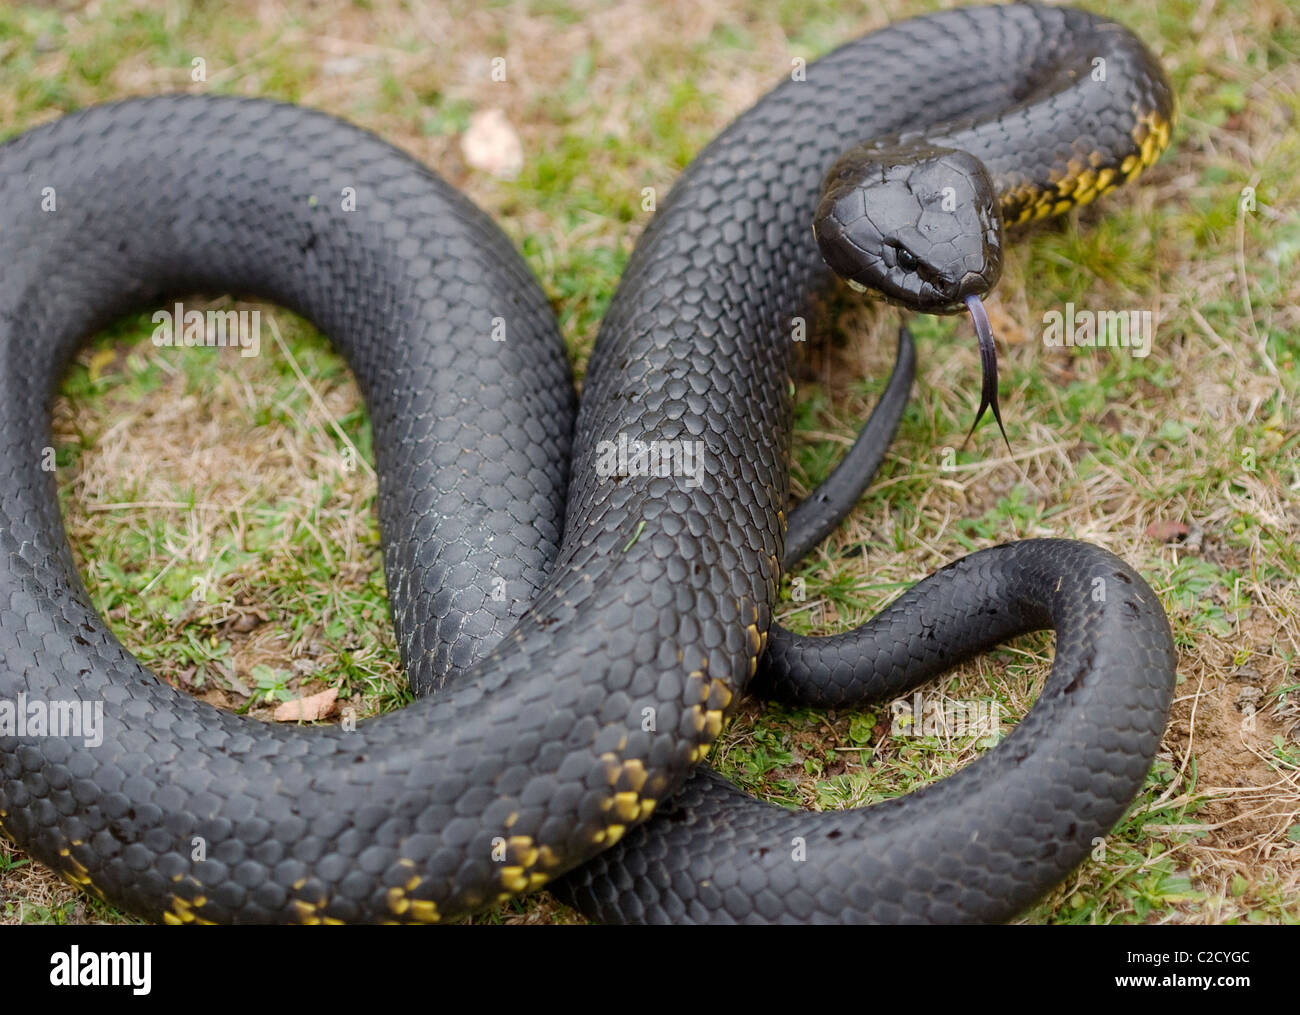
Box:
<box><xmin>0</xmin><ymin>3</ymin><xmax>1175</xmax><ymax>924</ymax></box>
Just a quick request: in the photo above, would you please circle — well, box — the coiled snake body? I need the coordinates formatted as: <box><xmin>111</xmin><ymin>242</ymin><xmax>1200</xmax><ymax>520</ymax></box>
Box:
<box><xmin>0</xmin><ymin>3</ymin><xmax>1176</xmax><ymax>923</ymax></box>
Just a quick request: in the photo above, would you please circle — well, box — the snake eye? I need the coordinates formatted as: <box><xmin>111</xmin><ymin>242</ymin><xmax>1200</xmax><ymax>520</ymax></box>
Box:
<box><xmin>895</xmin><ymin>246</ymin><xmax>918</xmax><ymax>272</ymax></box>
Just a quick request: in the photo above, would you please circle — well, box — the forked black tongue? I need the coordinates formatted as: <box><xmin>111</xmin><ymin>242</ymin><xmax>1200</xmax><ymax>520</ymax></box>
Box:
<box><xmin>962</xmin><ymin>294</ymin><xmax>1011</xmax><ymax>452</ymax></box>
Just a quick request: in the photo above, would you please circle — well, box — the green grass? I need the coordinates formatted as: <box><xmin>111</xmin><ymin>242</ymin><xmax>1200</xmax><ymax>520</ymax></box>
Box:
<box><xmin>1</xmin><ymin>0</ymin><xmax>1297</xmax><ymax>926</ymax></box>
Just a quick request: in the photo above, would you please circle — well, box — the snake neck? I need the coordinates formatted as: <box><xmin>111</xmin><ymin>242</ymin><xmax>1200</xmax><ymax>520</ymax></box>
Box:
<box><xmin>920</xmin><ymin>14</ymin><xmax>1177</xmax><ymax>227</ymax></box>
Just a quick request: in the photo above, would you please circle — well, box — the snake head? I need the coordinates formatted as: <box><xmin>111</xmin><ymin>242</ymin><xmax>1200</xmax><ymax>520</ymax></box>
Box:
<box><xmin>812</xmin><ymin>141</ymin><xmax>1003</xmax><ymax>313</ymax></box>
<box><xmin>814</xmin><ymin>140</ymin><xmax>1011</xmax><ymax>449</ymax></box>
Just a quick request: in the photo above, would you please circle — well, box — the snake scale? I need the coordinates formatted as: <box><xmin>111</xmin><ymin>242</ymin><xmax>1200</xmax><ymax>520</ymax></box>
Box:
<box><xmin>0</xmin><ymin>3</ymin><xmax>1177</xmax><ymax>923</ymax></box>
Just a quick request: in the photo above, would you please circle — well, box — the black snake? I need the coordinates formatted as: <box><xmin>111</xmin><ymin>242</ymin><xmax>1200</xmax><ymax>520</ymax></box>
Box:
<box><xmin>0</xmin><ymin>2</ymin><xmax>1177</xmax><ymax>923</ymax></box>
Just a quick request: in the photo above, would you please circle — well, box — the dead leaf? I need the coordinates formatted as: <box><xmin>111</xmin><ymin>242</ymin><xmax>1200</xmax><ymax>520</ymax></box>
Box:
<box><xmin>1145</xmin><ymin>519</ymin><xmax>1189</xmax><ymax>542</ymax></box>
<box><xmin>229</xmin><ymin>613</ymin><xmax>262</xmax><ymax>633</ymax></box>
<box><xmin>273</xmin><ymin>687</ymin><xmax>338</xmax><ymax>722</ymax></box>
<box><xmin>462</xmin><ymin>108</ymin><xmax>523</xmax><ymax>180</ymax></box>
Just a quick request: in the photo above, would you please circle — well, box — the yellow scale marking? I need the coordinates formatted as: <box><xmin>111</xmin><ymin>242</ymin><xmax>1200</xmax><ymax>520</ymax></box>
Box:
<box><xmin>1005</xmin><ymin>108</ymin><xmax>1173</xmax><ymax>226</ymax></box>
